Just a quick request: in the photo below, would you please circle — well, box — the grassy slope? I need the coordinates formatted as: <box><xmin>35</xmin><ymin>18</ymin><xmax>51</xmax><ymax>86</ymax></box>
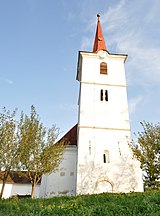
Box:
<box><xmin>0</xmin><ymin>191</ymin><xmax>160</xmax><ymax>216</ymax></box>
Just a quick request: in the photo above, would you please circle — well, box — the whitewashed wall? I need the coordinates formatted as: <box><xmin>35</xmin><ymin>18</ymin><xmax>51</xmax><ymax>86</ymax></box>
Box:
<box><xmin>76</xmin><ymin>51</ymin><xmax>144</xmax><ymax>194</ymax></box>
<box><xmin>76</xmin><ymin>127</ymin><xmax>143</xmax><ymax>194</ymax></box>
<box><xmin>40</xmin><ymin>145</ymin><xmax>77</xmax><ymax>198</ymax></box>
<box><xmin>0</xmin><ymin>183</ymin><xmax>40</xmax><ymax>199</ymax></box>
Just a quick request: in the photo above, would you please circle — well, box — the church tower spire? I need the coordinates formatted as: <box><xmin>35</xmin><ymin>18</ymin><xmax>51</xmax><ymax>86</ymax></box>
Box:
<box><xmin>93</xmin><ymin>14</ymin><xmax>107</xmax><ymax>53</ymax></box>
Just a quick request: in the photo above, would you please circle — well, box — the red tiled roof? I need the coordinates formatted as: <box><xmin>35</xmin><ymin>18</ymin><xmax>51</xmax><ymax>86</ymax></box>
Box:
<box><xmin>93</xmin><ymin>14</ymin><xmax>107</xmax><ymax>53</ymax></box>
<box><xmin>0</xmin><ymin>171</ymin><xmax>41</xmax><ymax>184</ymax></box>
<box><xmin>59</xmin><ymin>124</ymin><xmax>77</xmax><ymax>146</ymax></box>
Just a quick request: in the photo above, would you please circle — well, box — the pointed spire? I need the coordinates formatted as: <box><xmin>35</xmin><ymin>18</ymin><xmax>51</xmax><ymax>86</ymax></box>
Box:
<box><xmin>93</xmin><ymin>14</ymin><xmax>107</xmax><ymax>53</ymax></box>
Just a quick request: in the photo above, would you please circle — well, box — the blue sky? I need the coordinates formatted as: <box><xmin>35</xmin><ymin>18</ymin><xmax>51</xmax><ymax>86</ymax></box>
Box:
<box><xmin>0</xmin><ymin>0</ymin><xmax>160</xmax><ymax>138</ymax></box>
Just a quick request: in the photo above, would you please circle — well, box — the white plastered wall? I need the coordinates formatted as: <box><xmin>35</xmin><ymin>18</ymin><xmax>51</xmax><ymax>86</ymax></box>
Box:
<box><xmin>40</xmin><ymin>145</ymin><xmax>77</xmax><ymax>198</ymax></box>
<box><xmin>0</xmin><ymin>183</ymin><xmax>40</xmax><ymax>199</ymax></box>
<box><xmin>76</xmin><ymin>127</ymin><xmax>143</xmax><ymax>194</ymax></box>
<box><xmin>76</xmin><ymin>51</ymin><xmax>143</xmax><ymax>194</ymax></box>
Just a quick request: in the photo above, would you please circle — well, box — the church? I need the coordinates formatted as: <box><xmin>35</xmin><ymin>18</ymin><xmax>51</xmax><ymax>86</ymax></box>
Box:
<box><xmin>39</xmin><ymin>14</ymin><xmax>144</xmax><ymax>198</ymax></box>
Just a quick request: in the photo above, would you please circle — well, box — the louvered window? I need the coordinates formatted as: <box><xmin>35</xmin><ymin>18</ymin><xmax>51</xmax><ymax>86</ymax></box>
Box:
<box><xmin>100</xmin><ymin>62</ymin><xmax>107</xmax><ymax>74</ymax></box>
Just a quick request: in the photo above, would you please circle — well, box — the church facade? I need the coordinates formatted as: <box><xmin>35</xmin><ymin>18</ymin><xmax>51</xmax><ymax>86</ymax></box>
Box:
<box><xmin>40</xmin><ymin>15</ymin><xmax>143</xmax><ymax>198</ymax></box>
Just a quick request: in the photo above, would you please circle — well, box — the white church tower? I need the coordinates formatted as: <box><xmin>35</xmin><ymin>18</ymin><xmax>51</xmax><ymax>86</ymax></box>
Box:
<box><xmin>40</xmin><ymin>15</ymin><xmax>143</xmax><ymax>198</ymax></box>
<box><xmin>76</xmin><ymin>14</ymin><xmax>143</xmax><ymax>194</ymax></box>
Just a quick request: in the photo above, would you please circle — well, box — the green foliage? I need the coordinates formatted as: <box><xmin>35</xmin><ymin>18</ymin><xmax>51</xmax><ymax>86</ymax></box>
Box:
<box><xmin>0</xmin><ymin>107</ymin><xmax>18</xmax><ymax>170</ymax></box>
<box><xmin>18</xmin><ymin>105</ymin><xmax>66</xmax><ymax>198</ymax></box>
<box><xmin>0</xmin><ymin>105</ymin><xmax>66</xmax><ymax>199</ymax></box>
<box><xmin>0</xmin><ymin>107</ymin><xmax>19</xmax><ymax>198</ymax></box>
<box><xmin>0</xmin><ymin>191</ymin><xmax>160</xmax><ymax>215</ymax></box>
<box><xmin>129</xmin><ymin>121</ymin><xmax>160</xmax><ymax>189</ymax></box>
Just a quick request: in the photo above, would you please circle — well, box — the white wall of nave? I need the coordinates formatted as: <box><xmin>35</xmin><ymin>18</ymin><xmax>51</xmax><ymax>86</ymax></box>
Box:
<box><xmin>40</xmin><ymin>145</ymin><xmax>77</xmax><ymax>198</ymax></box>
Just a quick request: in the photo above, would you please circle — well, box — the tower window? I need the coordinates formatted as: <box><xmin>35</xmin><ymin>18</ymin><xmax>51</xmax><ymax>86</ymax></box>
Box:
<box><xmin>100</xmin><ymin>90</ymin><xmax>108</xmax><ymax>101</ymax></box>
<box><xmin>100</xmin><ymin>62</ymin><xmax>107</xmax><ymax>74</ymax></box>
<box><xmin>105</xmin><ymin>90</ymin><xmax>108</xmax><ymax>101</ymax></box>
<box><xmin>103</xmin><ymin>150</ymin><xmax>109</xmax><ymax>163</ymax></box>
<box><xmin>100</xmin><ymin>89</ymin><xmax>103</xmax><ymax>101</ymax></box>
<box><xmin>103</xmin><ymin>154</ymin><xmax>106</xmax><ymax>163</ymax></box>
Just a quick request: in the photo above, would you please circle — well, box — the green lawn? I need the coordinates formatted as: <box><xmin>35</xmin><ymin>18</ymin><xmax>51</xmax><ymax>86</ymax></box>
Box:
<box><xmin>0</xmin><ymin>191</ymin><xmax>160</xmax><ymax>216</ymax></box>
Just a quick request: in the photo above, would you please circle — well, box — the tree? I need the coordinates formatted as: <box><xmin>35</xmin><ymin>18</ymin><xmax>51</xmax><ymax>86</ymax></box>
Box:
<box><xmin>129</xmin><ymin>121</ymin><xmax>160</xmax><ymax>190</ymax></box>
<box><xmin>0</xmin><ymin>107</ymin><xmax>19</xmax><ymax>199</ymax></box>
<box><xmin>18</xmin><ymin>105</ymin><xmax>66</xmax><ymax>198</ymax></box>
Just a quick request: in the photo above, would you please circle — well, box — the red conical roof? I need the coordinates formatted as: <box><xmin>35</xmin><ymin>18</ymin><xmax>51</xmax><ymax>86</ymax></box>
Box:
<box><xmin>93</xmin><ymin>14</ymin><xmax>107</xmax><ymax>53</ymax></box>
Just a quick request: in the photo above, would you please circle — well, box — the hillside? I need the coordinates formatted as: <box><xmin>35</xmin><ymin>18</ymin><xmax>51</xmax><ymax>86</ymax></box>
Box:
<box><xmin>0</xmin><ymin>191</ymin><xmax>160</xmax><ymax>215</ymax></box>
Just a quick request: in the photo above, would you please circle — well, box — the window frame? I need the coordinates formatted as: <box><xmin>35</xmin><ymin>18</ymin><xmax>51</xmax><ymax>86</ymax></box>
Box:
<box><xmin>100</xmin><ymin>89</ymin><xmax>108</xmax><ymax>102</ymax></box>
<box><xmin>100</xmin><ymin>62</ymin><xmax>108</xmax><ymax>75</ymax></box>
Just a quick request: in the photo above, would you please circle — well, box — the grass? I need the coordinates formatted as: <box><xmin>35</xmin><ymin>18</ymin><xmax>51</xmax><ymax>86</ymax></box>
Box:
<box><xmin>0</xmin><ymin>191</ymin><xmax>160</xmax><ymax>216</ymax></box>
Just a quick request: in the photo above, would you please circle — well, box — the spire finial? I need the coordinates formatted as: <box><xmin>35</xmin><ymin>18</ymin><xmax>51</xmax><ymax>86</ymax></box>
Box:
<box><xmin>97</xmin><ymin>13</ymin><xmax>100</xmax><ymax>21</ymax></box>
<box><xmin>93</xmin><ymin>14</ymin><xmax>107</xmax><ymax>53</ymax></box>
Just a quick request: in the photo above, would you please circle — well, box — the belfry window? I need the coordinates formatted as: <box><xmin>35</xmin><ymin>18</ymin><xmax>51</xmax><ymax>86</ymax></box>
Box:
<box><xmin>105</xmin><ymin>90</ymin><xmax>108</xmax><ymax>101</ymax></box>
<box><xmin>100</xmin><ymin>90</ymin><xmax>108</xmax><ymax>101</ymax></box>
<box><xmin>100</xmin><ymin>89</ymin><xmax>103</xmax><ymax>101</ymax></box>
<box><xmin>100</xmin><ymin>62</ymin><xmax>107</xmax><ymax>74</ymax></box>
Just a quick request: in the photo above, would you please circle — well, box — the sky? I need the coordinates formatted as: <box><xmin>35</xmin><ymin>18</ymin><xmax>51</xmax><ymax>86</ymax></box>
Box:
<box><xmin>0</xmin><ymin>0</ymin><xmax>160</xmax><ymax>139</ymax></box>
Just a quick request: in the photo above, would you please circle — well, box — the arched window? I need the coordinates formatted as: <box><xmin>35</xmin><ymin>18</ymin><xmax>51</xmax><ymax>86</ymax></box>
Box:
<box><xmin>100</xmin><ymin>62</ymin><xmax>107</xmax><ymax>74</ymax></box>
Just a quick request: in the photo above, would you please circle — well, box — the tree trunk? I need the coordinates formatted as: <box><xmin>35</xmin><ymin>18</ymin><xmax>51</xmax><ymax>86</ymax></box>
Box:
<box><xmin>31</xmin><ymin>182</ymin><xmax>36</xmax><ymax>199</ymax></box>
<box><xmin>0</xmin><ymin>170</ymin><xmax>9</xmax><ymax>199</ymax></box>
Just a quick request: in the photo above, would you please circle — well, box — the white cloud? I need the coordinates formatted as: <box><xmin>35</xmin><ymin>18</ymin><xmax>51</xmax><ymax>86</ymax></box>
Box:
<box><xmin>102</xmin><ymin>0</ymin><xmax>127</xmax><ymax>31</ymax></box>
<box><xmin>80</xmin><ymin>36</ymin><xmax>93</xmax><ymax>51</ymax></box>
<box><xmin>128</xmin><ymin>96</ymin><xmax>143</xmax><ymax>115</ymax></box>
<box><xmin>144</xmin><ymin>0</ymin><xmax>160</xmax><ymax>24</ymax></box>
<box><xmin>80</xmin><ymin>0</ymin><xmax>160</xmax><ymax>84</ymax></box>
<box><xmin>0</xmin><ymin>78</ymin><xmax>13</xmax><ymax>85</ymax></box>
<box><xmin>6</xmin><ymin>79</ymin><xmax>13</xmax><ymax>84</ymax></box>
<box><xmin>67</xmin><ymin>12</ymin><xmax>75</xmax><ymax>21</ymax></box>
<box><xmin>104</xmin><ymin>1</ymin><xmax>160</xmax><ymax>84</ymax></box>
